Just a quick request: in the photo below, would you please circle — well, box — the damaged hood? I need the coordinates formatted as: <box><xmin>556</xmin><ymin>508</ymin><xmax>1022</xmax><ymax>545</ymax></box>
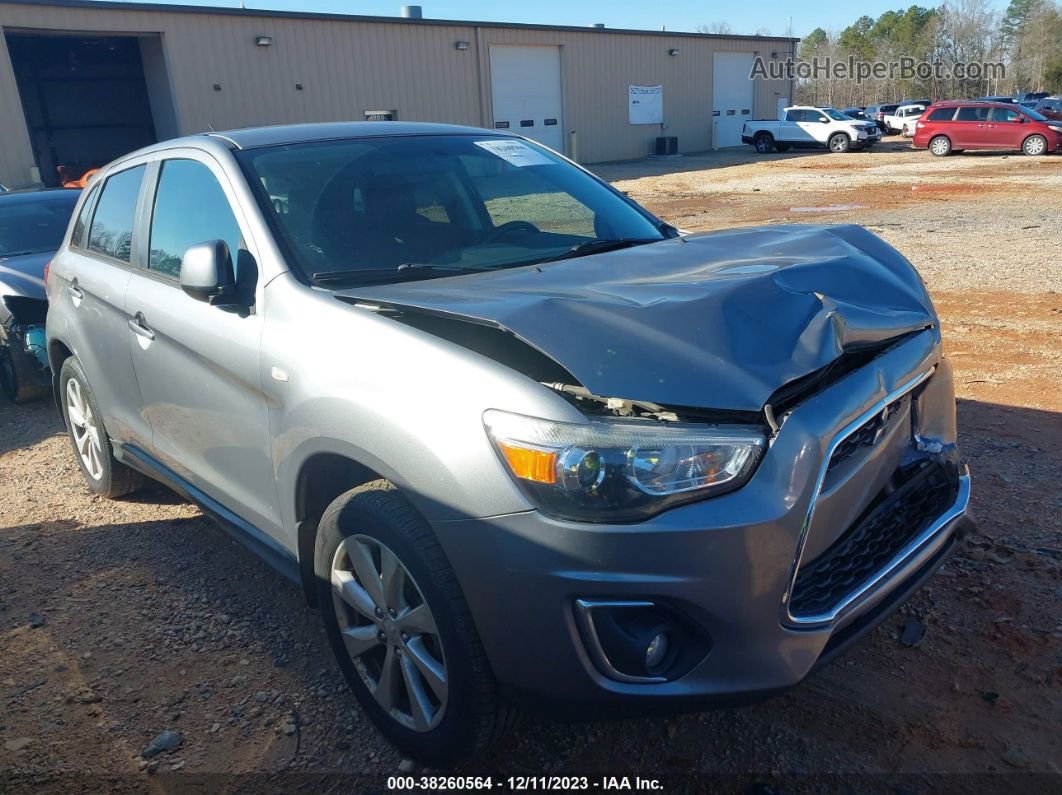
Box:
<box><xmin>339</xmin><ymin>224</ymin><xmax>936</xmax><ymax>412</ymax></box>
<box><xmin>0</xmin><ymin>252</ymin><xmax>49</xmax><ymax>302</ymax></box>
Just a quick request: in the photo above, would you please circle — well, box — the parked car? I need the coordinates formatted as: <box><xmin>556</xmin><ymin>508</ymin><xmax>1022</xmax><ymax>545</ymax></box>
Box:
<box><xmin>47</xmin><ymin>122</ymin><xmax>972</xmax><ymax>764</ymax></box>
<box><xmin>976</xmin><ymin>96</ymin><xmax>1016</xmax><ymax>104</ymax></box>
<box><xmin>841</xmin><ymin>107</ymin><xmax>870</xmax><ymax>122</ymax></box>
<box><xmin>883</xmin><ymin>103</ymin><xmax>927</xmax><ymax>134</ymax></box>
<box><xmin>742</xmin><ymin>106</ymin><xmax>881</xmax><ymax>153</ymax></box>
<box><xmin>913</xmin><ymin>101</ymin><xmax>1062</xmax><ymax>156</ymax></box>
<box><xmin>1033</xmin><ymin>96</ymin><xmax>1062</xmax><ymax>120</ymax></box>
<box><xmin>1016</xmin><ymin>91</ymin><xmax>1050</xmax><ymax>104</ymax></box>
<box><xmin>0</xmin><ymin>187</ymin><xmax>80</xmax><ymax>402</ymax></box>
<box><xmin>865</xmin><ymin>103</ymin><xmax>899</xmax><ymax>131</ymax></box>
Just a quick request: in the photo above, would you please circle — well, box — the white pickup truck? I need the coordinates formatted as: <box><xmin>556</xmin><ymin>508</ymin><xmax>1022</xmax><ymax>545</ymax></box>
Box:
<box><xmin>883</xmin><ymin>103</ymin><xmax>927</xmax><ymax>136</ymax></box>
<box><xmin>742</xmin><ymin>106</ymin><xmax>881</xmax><ymax>153</ymax></box>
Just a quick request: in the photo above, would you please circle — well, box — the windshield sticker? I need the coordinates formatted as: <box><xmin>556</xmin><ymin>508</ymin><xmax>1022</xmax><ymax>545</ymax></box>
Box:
<box><xmin>474</xmin><ymin>139</ymin><xmax>553</xmax><ymax>167</ymax></box>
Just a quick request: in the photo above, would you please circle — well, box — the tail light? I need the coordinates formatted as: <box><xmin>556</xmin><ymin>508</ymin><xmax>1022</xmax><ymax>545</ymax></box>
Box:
<box><xmin>43</xmin><ymin>260</ymin><xmax>52</xmax><ymax>287</ymax></box>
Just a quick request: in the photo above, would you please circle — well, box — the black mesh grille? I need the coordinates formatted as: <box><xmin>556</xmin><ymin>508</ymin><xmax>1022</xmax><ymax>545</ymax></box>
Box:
<box><xmin>789</xmin><ymin>461</ymin><xmax>959</xmax><ymax>618</ymax></box>
<box><xmin>827</xmin><ymin>395</ymin><xmax>910</xmax><ymax>473</ymax></box>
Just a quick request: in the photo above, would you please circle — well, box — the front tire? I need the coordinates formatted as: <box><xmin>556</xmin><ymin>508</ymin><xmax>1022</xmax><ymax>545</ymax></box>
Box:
<box><xmin>59</xmin><ymin>357</ymin><xmax>143</xmax><ymax>498</ymax></box>
<box><xmin>1022</xmin><ymin>135</ymin><xmax>1047</xmax><ymax>156</ymax></box>
<box><xmin>929</xmin><ymin>135</ymin><xmax>952</xmax><ymax>157</ymax></box>
<box><xmin>314</xmin><ymin>480</ymin><xmax>510</xmax><ymax>766</ymax></box>
<box><xmin>754</xmin><ymin>133</ymin><xmax>775</xmax><ymax>154</ymax></box>
<box><xmin>828</xmin><ymin>133</ymin><xmax>851</xmax><ymax>153</ymax></box>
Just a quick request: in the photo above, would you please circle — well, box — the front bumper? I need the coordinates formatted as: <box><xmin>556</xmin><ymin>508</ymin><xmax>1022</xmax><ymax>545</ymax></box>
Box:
<box><xmin>432</xmin><ymin>331</ymin><xmax>970</xmax><ymax>711</ymax></box>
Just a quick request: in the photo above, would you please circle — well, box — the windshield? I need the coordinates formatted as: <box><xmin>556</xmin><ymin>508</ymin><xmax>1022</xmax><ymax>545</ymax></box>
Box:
<box><xmin>0</xmin><ymin>193</ymin><xmax>79</xmax><ymax>257</ymax></box>
<box><xmin>1023</xmin><ymin>107</ymin><xmax>1049</xmax><ymax>121</ymax></box>
<box><xmin>822</xmin><ymin>108</ymin><xmax>851</xmax><ymax>121</ymax></box>
<box><xmin>237</xmin><ymin>135</ymin><xmax>668</xmax><ymax>286</ymax></box>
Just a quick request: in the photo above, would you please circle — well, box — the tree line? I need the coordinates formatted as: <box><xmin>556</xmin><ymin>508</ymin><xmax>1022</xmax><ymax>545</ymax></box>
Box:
<box><xmin>700</xmin><ymin>1</ymin><xmax>1061</xmax><ymax>106</ymax></box>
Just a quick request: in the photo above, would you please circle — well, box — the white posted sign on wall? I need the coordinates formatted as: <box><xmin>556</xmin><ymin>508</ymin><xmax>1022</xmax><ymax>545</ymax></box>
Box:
<box><xmin>628</xmin><ymin>85</ymin><xmax>663</xmax><ymax>125</ymax></box>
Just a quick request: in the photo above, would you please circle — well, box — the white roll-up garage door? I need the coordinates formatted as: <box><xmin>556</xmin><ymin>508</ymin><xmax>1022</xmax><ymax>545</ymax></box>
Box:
<box><xmin>712</xmin><ymin>52</ymin><xmax>756</xmax><ymax>148</ymax></box>
<box><xmin>489</xmin><ymin>45</ymin><xmax>564</xmax><ymax>153</ymax></box>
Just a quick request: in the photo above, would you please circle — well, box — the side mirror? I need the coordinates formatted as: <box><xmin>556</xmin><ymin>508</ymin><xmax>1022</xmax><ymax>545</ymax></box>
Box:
<box><xmin>820</xmin><ymin>117</ymin><xmax>830</xmax><ymax>123</ymax></box>
<box><xmin>180</xmin><ymin>240</ymin><xmax>236</xmax><ymax>305</ymax></box>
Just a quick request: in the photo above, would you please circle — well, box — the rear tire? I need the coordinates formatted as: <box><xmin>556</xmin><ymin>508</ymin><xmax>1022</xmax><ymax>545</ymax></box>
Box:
<box><xmin>314</xmin><ymin>480</ymin><xmax>512</xmax><ymax>766</ymax></box>
<box><xmin>754</xmin><ymin>133</ymin><xmax>775</xmax><ymax>154</ymax></box>
<box><xmin>1022</xmin><ymin>135</ymin><xmax>1047</xmax><ymax>156</ymax></box>
<box><xmin>59</xmin><ymin>357</ymin><xmax>143</xmax><ymax>498</ymax></box>
<box><xmin>828</xmin><ymin>133</ymin><xmax>851</xmax><ymax>153</ymax></box>
<box><xmin>929</xmin><ymin>135</ymin><xmax>952</xmax><ymax>157</ymax></box>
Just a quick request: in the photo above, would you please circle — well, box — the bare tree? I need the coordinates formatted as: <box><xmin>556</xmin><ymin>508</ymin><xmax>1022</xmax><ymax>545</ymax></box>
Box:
<box><xmin>696</xmin><ymin>22</ymin><xmax>734</xmax><ymax>35</ymax></box>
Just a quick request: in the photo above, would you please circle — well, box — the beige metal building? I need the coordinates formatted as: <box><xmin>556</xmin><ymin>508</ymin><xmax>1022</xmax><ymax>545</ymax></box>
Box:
<box><xmin>0</xmin><ymin>0</ymin><xmax>796</xmax><ymax>188</ymax></box>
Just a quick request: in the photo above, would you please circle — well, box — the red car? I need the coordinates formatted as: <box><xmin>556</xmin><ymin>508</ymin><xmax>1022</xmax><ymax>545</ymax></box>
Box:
<box><xmin>912</xmin><ymin>101</ymin><xmax>1062</xmax><ymax>156</ymax></box>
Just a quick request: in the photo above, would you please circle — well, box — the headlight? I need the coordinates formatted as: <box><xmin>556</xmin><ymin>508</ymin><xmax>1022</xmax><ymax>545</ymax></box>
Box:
<box><xmin>484</xmin><ymin>409</ymin><xmax>765</xmax><ymax>522</ymax></box>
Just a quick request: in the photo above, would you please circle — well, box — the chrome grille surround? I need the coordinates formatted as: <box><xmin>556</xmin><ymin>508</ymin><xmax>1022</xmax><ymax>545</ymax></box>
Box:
<box><xmin>781</xmin><ymin>367</ymin><xmax>971</xmax><ymax>628</ymax></box>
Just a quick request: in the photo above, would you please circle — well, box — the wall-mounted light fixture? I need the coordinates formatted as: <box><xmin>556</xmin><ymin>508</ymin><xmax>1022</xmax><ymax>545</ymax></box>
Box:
<box><xmin>668</xmin><ymin>48</ymin><xmax>680</xmax><ymax>56</ymax></box>
<box><xmin>454</xmin><ymin>40</ymin><xmax>471</xmax><ymax>50</ymax></box>
<box><xmin>255</xmin><ymin>35</ymin><xmax>273</xmax><ymax>47</ymax></box>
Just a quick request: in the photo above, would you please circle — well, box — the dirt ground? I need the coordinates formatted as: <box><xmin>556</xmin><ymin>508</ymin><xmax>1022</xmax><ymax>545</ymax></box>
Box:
<box><xmin>2</xmin><ymin>139</ymin><xmax>1060</xmax><ymax>792</ymax></box>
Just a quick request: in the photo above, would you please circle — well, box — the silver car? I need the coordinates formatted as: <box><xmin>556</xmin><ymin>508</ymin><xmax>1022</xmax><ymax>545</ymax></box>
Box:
<box><xmin>46</xmin><ymin>123</ymin><xmax>972</xmax><ymax>765</ymax></box>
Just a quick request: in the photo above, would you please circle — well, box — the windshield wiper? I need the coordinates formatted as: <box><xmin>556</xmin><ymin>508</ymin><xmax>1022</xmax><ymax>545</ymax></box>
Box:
<box><xmin>541</xmin><ymin>238</ymin><xmax>660</xmax><ymax>264</ymax></box>
<box><xmin>312</xmin><ymin>263</ymin><xmax>487</xmax><ymax>286</ymax></box>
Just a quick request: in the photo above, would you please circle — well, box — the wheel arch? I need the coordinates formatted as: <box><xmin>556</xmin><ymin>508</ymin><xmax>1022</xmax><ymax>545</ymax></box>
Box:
<box><xmin>1021</xmin><ymin>132</ymin><xmax>1048</xmax><ymax>153</ymax></box>
<box><xmin>48</xmin><ymin>338</ymin><xmax>74</xmax><ymax>413</ymax></box>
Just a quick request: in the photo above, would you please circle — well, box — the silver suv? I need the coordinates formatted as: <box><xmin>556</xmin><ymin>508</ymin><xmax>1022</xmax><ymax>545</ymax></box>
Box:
<box><xmin>46</xmin><ymin>123</ymin><xmax>972</xmax><ymax>764</ymax></box>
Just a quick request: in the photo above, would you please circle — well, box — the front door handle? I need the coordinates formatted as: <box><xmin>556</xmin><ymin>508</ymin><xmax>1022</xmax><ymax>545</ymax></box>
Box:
<box><xmin>128</xmin><ymin>312</ymin><xmax>155</xmax><ymax>341</ymax></box>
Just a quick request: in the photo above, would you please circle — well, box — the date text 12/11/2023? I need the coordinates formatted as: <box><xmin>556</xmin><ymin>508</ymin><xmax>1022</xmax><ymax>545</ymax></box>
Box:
<box><xmin>386</xmin><ymin>775</ymin><xmax>665</xmax><ymax>791</ymax></box>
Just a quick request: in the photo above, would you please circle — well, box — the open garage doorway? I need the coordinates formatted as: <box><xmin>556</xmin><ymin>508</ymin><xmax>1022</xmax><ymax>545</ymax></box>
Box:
<box><xmin>5</xmin><ymin>32</ymin><xmax>177</xmax><ymax>187</ymax></box>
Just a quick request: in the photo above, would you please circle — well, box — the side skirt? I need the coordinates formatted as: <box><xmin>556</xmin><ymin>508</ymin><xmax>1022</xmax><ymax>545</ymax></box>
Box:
<box><xmin>116</xmin><ymin>443</ymin><xmax>302</xmax><ymax>587</ymax></box>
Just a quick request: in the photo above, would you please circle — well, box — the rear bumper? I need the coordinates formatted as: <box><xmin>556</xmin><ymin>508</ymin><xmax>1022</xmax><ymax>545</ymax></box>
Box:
<box><xmin>741</xmin><ymin>134</ymin><xmax>754</xmax><ymax>145</ymax></box>
<box><xmin>433</xmin><ymin>333</ymin><xmax>970</xmax><ymax>712</ymax></box>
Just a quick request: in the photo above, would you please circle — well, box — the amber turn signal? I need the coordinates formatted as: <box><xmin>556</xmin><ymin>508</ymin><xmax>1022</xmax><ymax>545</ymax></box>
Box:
<box><xmin>497</xmin><ymin>442</ymin><xmax>557</xmax><ymax>484</ymax></box>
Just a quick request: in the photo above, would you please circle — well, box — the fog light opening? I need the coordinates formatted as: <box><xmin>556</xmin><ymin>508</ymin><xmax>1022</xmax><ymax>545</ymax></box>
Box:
<box><xmin>645</xmin><ymin>630</ymin><xmax>669</xmax><ymax>673</ymax></box>
<box><xmin>574</xmin><ymin>599</ymin><xmax>711</xmax><ymax>684</ymax></box>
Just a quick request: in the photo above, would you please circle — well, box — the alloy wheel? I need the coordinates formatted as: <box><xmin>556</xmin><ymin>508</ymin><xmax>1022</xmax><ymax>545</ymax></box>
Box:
<box><xmin>1024</xmin><ymin>136</ymin><xmax>1046</xmax><ymax>155</ymax></box>
<box><xmin>930</xmin><ymin>137</ymin><xmax>950</xmax><ymax>156</ymax></box>
<box><xmin>331</xmin><ymin>534</ymin><xmax>448</xmax><ymax>732</ymax></box>
<box><xmin>66</xmin><ymin>376</ymin><xmax>103</xmax><ymax>480</ymax></box>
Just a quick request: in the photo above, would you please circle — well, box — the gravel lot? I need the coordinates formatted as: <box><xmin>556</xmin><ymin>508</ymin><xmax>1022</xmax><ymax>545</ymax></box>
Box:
<box><xmin>2</xmin><ymin>140</ymin><xmax>1060</xmax><ymax>793</ymax></box>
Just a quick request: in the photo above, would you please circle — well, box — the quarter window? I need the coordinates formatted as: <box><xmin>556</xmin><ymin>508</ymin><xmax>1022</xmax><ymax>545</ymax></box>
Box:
<box><xmin>926</xmin><ymin>107</ymin><xmax>956</xmax><ymax>121</ymax></box>
<box><xmin>70</xmin><ymin>184</ymin><xmax>99</xmax><ymax>249</ymax></box>
<box><xmin>148</xmin><ymin>159</ymin><xmax>245</xmax><ymax>279</ymax></box>
<box><xmin>88</xmin><ymin>165</ymin><xmax>146</xmax><ymax>263</ymax></box>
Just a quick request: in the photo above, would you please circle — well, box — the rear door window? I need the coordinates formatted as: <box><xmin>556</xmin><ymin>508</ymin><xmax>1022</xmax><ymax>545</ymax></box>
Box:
<box><xmin>148</xmin><ymin>159</ymin><xmax>245</xmax><ymax>279</ymax></box>
<box><xmin>88</xmin><ymin>165</ymin><xmax>146</xmax><ymax>263</ymax></box>
<box><xmin>956</xmin><ymin>106</ymin><xmax>990</xmax><ymax>122</ymax></box>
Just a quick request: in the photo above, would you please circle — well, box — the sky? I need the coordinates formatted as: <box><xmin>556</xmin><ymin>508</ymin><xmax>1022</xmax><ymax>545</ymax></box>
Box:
<box><xmin>98</xmin><ymin>0</ymin><xmax>1011</xmax><ymax>40</ymax></box>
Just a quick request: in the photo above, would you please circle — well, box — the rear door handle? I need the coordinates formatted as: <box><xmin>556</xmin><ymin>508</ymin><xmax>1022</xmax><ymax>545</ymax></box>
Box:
<box><xmin>67</xmin><ymin>284</ymin><xmax>83</xmax><ymax>300</ymax></box>
<box><xmin>128</xmin><ymin>312</ymin><xmax>155</xmax><ymax>341</ymax></box>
